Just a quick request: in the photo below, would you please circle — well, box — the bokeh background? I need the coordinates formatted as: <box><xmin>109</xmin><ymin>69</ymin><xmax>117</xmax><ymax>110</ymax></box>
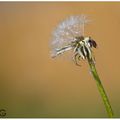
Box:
<box><xmin>0</xmin><ymin>2</ymin><xmax>120</xmax><ymax>118</ymax></box>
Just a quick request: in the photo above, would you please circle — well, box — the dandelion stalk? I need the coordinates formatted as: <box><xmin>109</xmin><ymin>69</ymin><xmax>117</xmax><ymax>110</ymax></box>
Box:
<box><xmin>51</xmin><ymin>15</ymin><xmax>114</xmax><ymax>117</ymax></box>
<box><xmin>88</xmin><ymin>58</ymin><xmax>114</xmax><ymax>118</ymax></box>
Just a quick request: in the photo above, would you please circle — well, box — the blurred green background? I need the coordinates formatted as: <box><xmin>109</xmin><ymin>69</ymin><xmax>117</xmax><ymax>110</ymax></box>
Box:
<box><xmin>0</xmin><ymin>2</ymin><xmax>120</xmax><ymax>118</ymax></box>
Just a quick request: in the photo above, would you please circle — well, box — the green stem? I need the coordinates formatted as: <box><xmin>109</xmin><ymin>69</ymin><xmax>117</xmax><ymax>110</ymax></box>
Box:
<box><xmin>88</xmin><ymin>59</ymin><xmax>114</xmax><ymax>118</ymax></box>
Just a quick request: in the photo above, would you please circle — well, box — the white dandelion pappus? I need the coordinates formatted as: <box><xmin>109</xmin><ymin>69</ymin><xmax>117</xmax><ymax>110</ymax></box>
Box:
<box><xmin>51</xmin><ymin>15</ymin><xmax>97</xmax><ymax>65</ymax></box>
<box><xmin>51</xmin><ymin>15</ymin><xmax>88</xmax><ymax>51</ymax></box>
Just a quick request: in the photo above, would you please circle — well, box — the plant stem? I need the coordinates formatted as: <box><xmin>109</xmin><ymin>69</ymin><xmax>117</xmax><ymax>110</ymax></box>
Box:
<box><xmin>88</xmin><ymin>59</ymin><xmax>114</xmax><ymax>118</ymax></box>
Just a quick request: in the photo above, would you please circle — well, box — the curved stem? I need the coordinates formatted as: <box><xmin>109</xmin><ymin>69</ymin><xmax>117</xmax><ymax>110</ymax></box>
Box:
<box><xmin>88</xmin><ymin>59</ymin><xmax>114</xmax><ymax>118</ymax></box>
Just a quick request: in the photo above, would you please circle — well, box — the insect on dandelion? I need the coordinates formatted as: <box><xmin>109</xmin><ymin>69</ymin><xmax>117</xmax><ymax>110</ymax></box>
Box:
<box><xmin>50</xmin><ymin>15</ymin><xmax>114</xmax><ymax>117</ymax></box>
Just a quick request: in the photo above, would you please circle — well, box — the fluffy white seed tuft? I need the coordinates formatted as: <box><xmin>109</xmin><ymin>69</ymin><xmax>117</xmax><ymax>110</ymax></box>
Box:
<box><xmin>51</xmin><ymin>15</ymin><xmax>90</xmax><ymax>57</ymax></box>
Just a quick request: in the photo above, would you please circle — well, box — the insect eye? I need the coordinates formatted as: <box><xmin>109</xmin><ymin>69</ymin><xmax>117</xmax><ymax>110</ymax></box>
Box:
<box><xmin>92</xmin><ymin>40</ymin><xmax>97</xmax><ymax>48</ymax></box>
<box><xmin>88</xmin><ymin>39</ymin><xmax>97</xmax><ymax>48</ymax></box>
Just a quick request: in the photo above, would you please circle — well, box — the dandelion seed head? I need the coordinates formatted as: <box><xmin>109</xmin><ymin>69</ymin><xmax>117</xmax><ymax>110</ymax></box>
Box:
<box><xmin>50</xmin><ymin>15</ymin><xmax>97</xmax><ymax>67</ymax></box>
<box><xmin>51</xmin><ymin>15</ymin><xmax>90</xmax><ymax>56</ymax></box>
